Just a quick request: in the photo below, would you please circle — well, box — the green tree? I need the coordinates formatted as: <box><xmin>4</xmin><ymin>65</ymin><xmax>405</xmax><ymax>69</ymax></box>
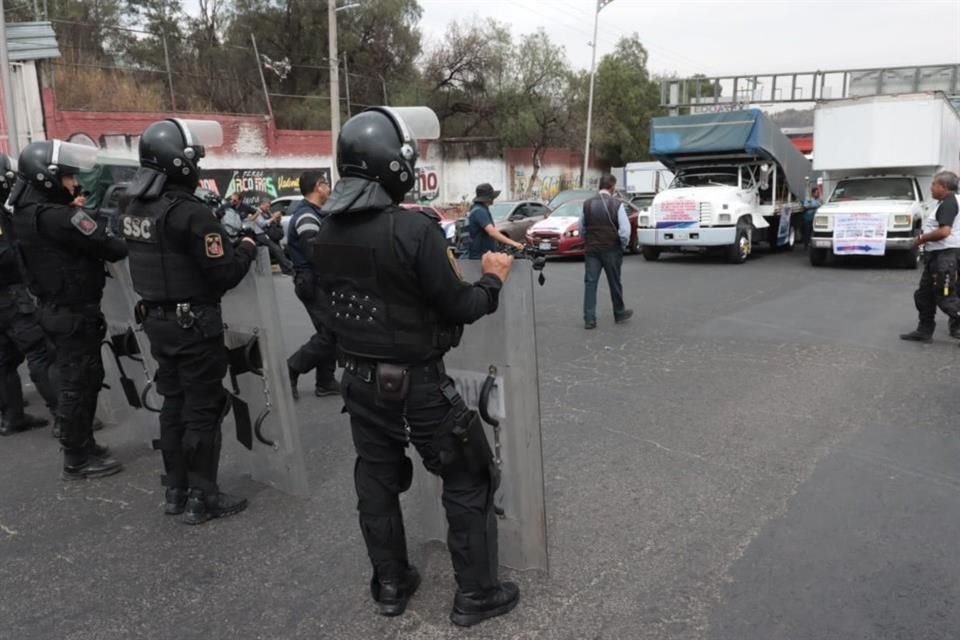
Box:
<box><xmin>590</xmin><ymin>33</ymin><xmax>663</xmax><ymax>165</ymax></box>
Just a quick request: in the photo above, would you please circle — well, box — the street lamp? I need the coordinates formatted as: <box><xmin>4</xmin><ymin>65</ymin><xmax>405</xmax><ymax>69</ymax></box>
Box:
<box><xmin>329</xmin><ymin>1</ymin><xmax>361</xmax><ymax>184</ymax></box>
<box><xmin>581</xmin><ymin>0</ymin><xmax>615</xmax><ymax>188</ymax></box>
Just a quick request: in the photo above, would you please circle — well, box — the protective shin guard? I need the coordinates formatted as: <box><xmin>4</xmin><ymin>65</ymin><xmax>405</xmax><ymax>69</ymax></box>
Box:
<box><xmin>445</xmin><ymin>479</ymin><xmax>500</xmax><ymax>592</ymax></box>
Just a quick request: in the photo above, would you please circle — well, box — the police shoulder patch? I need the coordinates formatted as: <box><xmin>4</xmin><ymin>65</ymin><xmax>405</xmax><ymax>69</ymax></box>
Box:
<box><xmin>70</xmin><ymin>210</ymin><xmax>98</xmax><ymax>236</ymax></box>
<box><xmin>205</xmin><ymin>233</ymin><xmax>224</xmax><ymax>258</ymax></box>
<box><xmin>447</xmin><ymin>246</ymin><xmax>463</xmax><ymax>280</ymax></box>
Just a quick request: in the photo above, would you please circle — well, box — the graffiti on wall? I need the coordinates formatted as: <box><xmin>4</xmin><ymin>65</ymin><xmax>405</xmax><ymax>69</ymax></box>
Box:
<box><xmin>512</xmin><ymin>167</ymin><xmax>577</xmax><ymax>201</ymax></box>
<box><xmin>410</xmin><ymin>166</ymin><xmax>440</xmax><ymax>203</ymax></box>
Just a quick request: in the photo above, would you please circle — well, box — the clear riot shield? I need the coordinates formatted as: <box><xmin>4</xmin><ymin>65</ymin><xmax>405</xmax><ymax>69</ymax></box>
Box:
<box><xmin>408</xmin><ymin>260</ymin><xmax>549</xmax><ymax>573</ymax></box>
<box><xmin>219</xmin><ymin>248</ymin><xmax>309</xmax><ymax>497</ymax></box>
<box><xmin>98</xmin><ymin>260</ymin><xmax>162</xmax><ymax>434</ymax></box>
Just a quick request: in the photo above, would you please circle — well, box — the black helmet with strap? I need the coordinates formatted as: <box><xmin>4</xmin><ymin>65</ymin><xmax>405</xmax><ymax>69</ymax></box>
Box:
<box><xmin>129</xmin><ymin>119</ymin><xmax>223</xmax><ymax>199</ymax></box>
<box><xmin>11</xmin><ymin>140</ymin><xmax>97</xmax><ymax>205</ymax></box>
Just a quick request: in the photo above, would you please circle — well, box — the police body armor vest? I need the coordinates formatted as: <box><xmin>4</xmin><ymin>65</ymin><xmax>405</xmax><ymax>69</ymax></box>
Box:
<box><xmin>12</xmin><ymin>202</ymin><xmax>105</xmax><ymax>304</ymax></box>
<box><xmin>121</xmin><ymin>194</ymin><xmax>219</xmax><ymax>303</ymax></box>
<box><xmin>315</xmin><ymin>207</ymin><xmax>461</xmax><ymax>362</ymax></box>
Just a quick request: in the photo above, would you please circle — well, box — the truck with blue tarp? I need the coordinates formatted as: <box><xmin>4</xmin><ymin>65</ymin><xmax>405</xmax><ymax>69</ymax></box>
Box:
<box><xmin>637</xmin><ymin>109</ymin><xmax>813</xmax><ymax>263</ymax></box>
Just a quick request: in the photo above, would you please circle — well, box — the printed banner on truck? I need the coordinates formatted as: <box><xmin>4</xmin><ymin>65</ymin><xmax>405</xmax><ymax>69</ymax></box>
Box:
<box><xmin>832</xmin><ymin>213</ymin><xmax>888</xmax><ymax>256</ymax></box>
<box><xmin>655</xmin><ymin>198</ymin><xmax>699</xmax><ymax>229</ymax></box>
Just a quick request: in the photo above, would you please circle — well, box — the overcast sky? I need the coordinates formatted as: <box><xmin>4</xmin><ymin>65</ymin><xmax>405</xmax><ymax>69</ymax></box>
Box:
<box><xmin>417</xmin><ymin>0</ymin><xmax>960</xmax><ymax>77</ymax></box>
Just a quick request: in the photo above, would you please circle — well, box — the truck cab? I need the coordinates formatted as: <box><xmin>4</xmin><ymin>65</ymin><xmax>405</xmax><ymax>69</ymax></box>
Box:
<box><xmin>810</xmin><ymin>175</ymin><xmax>927</xmax><ymax>267</ymax></box>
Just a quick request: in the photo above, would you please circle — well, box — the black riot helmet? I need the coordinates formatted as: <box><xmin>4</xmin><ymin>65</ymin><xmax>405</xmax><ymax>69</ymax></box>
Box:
<box><xmin>132</xmin><ymin>119</ymin><xmax>222</xmax><ymax>198</ymax></box>
<box><xmin>0</xmin><ymin>154</ymin><xmax>16</xmax><ymax>203</ymax></box>
<box><xmin>13</xmin><ymin>140</ymin><xmax>97</xmax><ymax>204</ymax></box>
<box><xmin>337</xmin><ymin>107</ymin><xmax>441</xmax><ymax>202</ymax></box>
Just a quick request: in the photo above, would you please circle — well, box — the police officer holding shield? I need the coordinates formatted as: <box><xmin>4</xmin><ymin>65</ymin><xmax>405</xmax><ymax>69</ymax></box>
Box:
<box><xmin>310</xmin><ymin>107</ymin><xmax>520</xmax><ymax>626</ymax></box>
<box><xmin>9</xmin><ymin>141</ymin><xmax>127</xmax><ymax>478</ymax></box>
<box><xmin>122</xmin><ymin>119</ymin><xmax>257</xmax><ymax>524</ymax></box>
<box><xmin>0</xmin><ymin>154</ymin><xmax>57</xmax><ymax>436</ymax></box>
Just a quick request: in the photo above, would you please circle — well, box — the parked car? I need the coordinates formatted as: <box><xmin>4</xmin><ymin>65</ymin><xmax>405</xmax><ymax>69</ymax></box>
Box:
<box><xmin>270</xmin><ymin>195</ymin><xmax>301</xmax><ymax>245</ymax></box>
<box><xmin>399</xmin><ymin>203</ymin><xmax>457</xmax><ymax>244</ymax></box>
<box><xmin>547</xmin><ymin>188</ymin><xmax>632</xmax><ymax>211</ymax></box>
<box><xmin>526</xmin><ymin>197</ymin><xmax>641</xmax><ymax>256</ymax></box>
<box><xmin>453</xmin><ymin>200</ymin><xmax>551</xmax><ymax>254</ymax></box>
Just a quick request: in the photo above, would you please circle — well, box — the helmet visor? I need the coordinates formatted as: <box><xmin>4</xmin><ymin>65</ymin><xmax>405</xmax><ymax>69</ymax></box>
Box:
<box><xmin>173</xmin><ymin>119</ymin><xmax>224</xmax><ymax>148</ymax></box>
<box><xmin>383</xmin><ymin>107</ymin><xmax>440</xmax><ymax>142</ymax></box>
<box><xmin>52</xmin><ymin>141</ymin><xmax>97</xmax><ymax>174</ymax></box>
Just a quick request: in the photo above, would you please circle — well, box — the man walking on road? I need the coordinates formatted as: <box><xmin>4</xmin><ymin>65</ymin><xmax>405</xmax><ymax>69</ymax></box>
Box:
<box><xmin>900</xmin><ymin>170</ymin><xmax>960</xmax><ymax>343</ymax></box>
<box><xmin>465</xmin><ymin>183</ymin><xmax>523</xmax><ymax>259</ymax></box>
<box><xmin>581</xmin><ymin>173</ymin><xmax>633</xmax><ymax>330</ymax></box>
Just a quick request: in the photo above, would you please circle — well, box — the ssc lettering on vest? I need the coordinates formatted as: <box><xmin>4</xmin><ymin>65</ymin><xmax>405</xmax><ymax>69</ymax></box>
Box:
<box><xmin>120</xmin><ymin>214</ymin><xmax>158</xmax><ymax>243</ymax></box>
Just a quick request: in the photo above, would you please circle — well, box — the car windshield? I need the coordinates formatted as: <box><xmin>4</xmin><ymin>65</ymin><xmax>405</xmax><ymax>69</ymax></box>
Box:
<box><xmin>829</xmin><ymin>178</ymin><xmax>915</xmax><ymax>202</ymax></box>
<box><xmin>672</xmin><ymin>171</ymin><xmax>739</xmax><ymax>188</ymax></box>
<box><xmin>489</xmin><ymin>203</ymin><xmax>516</xmax><ymax>221</ymax></box>
<box><xmin>550</xmin><ymin>201</ymin><xmax>585</xmax><ymax>218</ymax></box>
<box><xmin>548</xmin><ymin>190</ymin><xmax>595</xmax><ymax>209</ymax></box>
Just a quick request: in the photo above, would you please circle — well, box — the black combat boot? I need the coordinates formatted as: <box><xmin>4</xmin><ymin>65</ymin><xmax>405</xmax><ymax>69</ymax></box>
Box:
<box><xmin>370</xmin><ymin>566</ymin><xmax>421</xmax><ymax>617</ymax></box>
<box><xmin>450</xmin><ymin>581</ymin><xmax>520</xmax><ymax>627</ymax></box>
<box><xmin>182</xmin><ymin>489</ymin><xmax>248</xmax><ymax>525</ymax></box>
<box><xmin>900</xmin><ymin>329</ymin><xmax>934</xmax><ymax>343</ymax></box>
<box><xmin>83</xmin><ymin>439</ymin><xmax>111</xmax><ymax>458</ymax></box>
<box><xmin>164</xmin><ymin>488</ymin><xmax>189</xmax><ymax>516</ymax></box>
<box><xmin>0</xmin><ymin>412</ymin><xmax>48</xmax><ymax>436</ymax></box>
<box><xmin>315</xmin><ymin>378</ymin><xmax>340</xmax><ymax>397</ymax></box>
<box><xmin>62</xmin><ymin>452</ymin><xmax>124</xmax><ymax>480</ymax></box>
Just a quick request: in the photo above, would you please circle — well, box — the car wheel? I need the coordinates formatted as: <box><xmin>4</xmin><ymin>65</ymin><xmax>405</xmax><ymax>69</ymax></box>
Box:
<box><xmin>727</xmin><ymin>223</ymin><xmax>751</xmax><ymax>264</ymax></box>
<box><xmin>641</xmin><ymin>246</ymin><xmax>660</xmax><ymax>262</ymax></box>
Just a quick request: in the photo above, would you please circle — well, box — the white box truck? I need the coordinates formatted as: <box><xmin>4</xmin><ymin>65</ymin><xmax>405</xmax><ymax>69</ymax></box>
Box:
<box><xmin>809</xmin><ymin>92</ymin><xmax>960</xmax><ymax>268</ymax></box>
<box><xmin>624</xmin><ymin>161</ymin><xmax>673</xmax><ymax>212</ymax></box>
<box><xmin>637</xmin><ymin>109</ymin><xmax>812</xmax><ymax>264</ymax></box>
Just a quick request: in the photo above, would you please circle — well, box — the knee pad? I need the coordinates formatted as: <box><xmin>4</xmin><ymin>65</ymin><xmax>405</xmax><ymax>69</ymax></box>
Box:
<box><xmin>354</xmin><ymin>456</ymin><xmax>413</xmax><ymax>515</ymax></box>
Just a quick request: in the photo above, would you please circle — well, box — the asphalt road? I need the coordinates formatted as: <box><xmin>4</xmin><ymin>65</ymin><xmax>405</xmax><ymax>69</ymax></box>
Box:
<box><xmin>2</xmin><ymin>248</ymin><xmax>959</xmax><ymax>640</ymax></box>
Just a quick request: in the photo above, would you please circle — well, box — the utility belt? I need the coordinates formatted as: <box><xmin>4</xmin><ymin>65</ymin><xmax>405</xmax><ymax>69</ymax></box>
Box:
<box><xmin>136</xmin><ymin>300</ymin><xmax>219</xmax><ymax>330</ymax></box>
<box><xmin>340</xmin><ymin>356</ymin><xmax>447</xmax><ymax>384</ymax></box>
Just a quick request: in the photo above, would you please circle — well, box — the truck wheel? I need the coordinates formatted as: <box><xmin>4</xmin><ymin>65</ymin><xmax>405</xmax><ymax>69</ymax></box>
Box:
<box><xmin>727</xmin><ymin>224</ymin><xmax>751</xmax><ymax>264</ymax></box>
<box><xmin>809</xmin><ymin>246</ymin><xmax>828</xmax><ymax>266</ymax></box>
<box><xmin>641</xmin><ymin>246</ymin><xmax>660</xmax><ymax>262</ymax></box>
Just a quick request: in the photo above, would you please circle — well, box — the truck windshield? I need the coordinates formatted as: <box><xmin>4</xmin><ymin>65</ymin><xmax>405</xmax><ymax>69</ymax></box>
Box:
<box><xmin>829</xmin><ymin>178</ymin><xmax>915</xmax><ymax>202</ymax></box>
<box><xmin>672</xmin><ymin>171</ymin><xmax>739</xmax><ymax>188</ymax></box>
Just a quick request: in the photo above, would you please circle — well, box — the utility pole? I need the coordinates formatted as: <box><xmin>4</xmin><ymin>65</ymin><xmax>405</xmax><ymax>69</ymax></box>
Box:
<box><xmin>0</xmin><ymin>0</ymin><xmax>20</xmax><ymax>155</ymax></box>
<box><xmin>328</xmin><ymin>0</ymin><xmax>341</xmax><ymax>184</ymax></box>
<box><xmin>582</xmin><ymin>0</ymin><xmax>615</xmax><ymax>188</ymax></box>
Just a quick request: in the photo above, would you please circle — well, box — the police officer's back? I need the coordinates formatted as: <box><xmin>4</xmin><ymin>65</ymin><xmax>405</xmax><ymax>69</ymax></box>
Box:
<box><xmin>10</xmin><ymin>140</ymin><xmax>127</xmax><ymax>479</ymax></box>
<box><xmin>123</xmin><ymin>119</ymin><xmax>257</xmax><ymax>524</ymax></box>
<box><xmin>310</xmin><ymin>107</ymin><xmax>520</xmax><ymax>626</ymax></box>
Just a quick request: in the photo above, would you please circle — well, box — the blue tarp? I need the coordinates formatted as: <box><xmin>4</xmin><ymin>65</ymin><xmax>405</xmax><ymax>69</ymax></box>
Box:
<box><xmin>650</xmin><ymin>109</ymin><xmax>812</xmax><ymax>202</ymax></box>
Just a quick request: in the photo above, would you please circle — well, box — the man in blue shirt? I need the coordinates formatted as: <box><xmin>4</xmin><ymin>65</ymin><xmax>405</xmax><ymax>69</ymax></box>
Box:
<box><xmin>466</xmin><ymin>183</ymin><xmax>523</xmax><ymax>259</ymax></box>
<box><xmin>580</xmin><ymin>174</ymin><xmax>633</xmax><ymax>330</ymax></box>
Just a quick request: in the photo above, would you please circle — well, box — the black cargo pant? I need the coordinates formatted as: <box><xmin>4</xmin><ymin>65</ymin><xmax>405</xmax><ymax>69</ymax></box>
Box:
<box><xmin>38</xmin><ymin>302</ymin><xmax>104</xmax><ymax>462</ymax></box>
<box><xmin>341</xmin><ymin>361</ymin><xmax>499</xmax><ymax>593</ymax></box>
<box><xmin>142</xmin><ymin>304</ymin><xmax>228</xmax><ymax>494</ymax></box>
<box><xmin>914</xmin><ymin>249</ymin><xmax>960</xmax><ymax>334</ymax></box>
<box><xmin>288</xmin><ymin>271</ymin><xmax>337</xmax><ymax>387</ymax></box>
<box><xmin>0</xmin><ymin>284</ymin><xmax>57</xmax><ymax>422</ymax></box>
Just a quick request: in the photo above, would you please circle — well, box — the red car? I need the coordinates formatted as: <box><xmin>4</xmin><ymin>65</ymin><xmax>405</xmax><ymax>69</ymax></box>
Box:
<box><xmin>400</xmin><ymin>203</ymin><xmax>457</xmax><ymax>244</ymax></box>
<box><xmin>525</xmin><ymin>198</ymin><xmax>640</xmax><ymax>256</ymax></box>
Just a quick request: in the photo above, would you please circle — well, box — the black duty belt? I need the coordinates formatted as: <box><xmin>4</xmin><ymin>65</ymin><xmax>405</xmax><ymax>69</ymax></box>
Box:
<box><xmin>342</xmin><ymin>357</ymin><xmax>445</xmax><ymax>384</ymax></box>
<box><xmin>140</xmin><ymin>301</ymin><xmax>218</xmax><ymax>321</ymax></box>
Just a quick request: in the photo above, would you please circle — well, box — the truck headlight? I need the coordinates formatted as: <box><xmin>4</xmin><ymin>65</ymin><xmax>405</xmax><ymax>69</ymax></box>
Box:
<box><xmin>814</xmin><ymin>215</ymin><xmax>829</xmax><ymax>229</ymax></box>
<box><xmin>718</xmin><ymin>213</ymin><xmax>731</xmax><ymax>224</ymax></box>
<box><xmin>639</xmin><ymin>215</ymin><xmax>650</xmax><ymax>226</ymax></box>
<box><xmin>893</xmin><ymin>215</ymin><xmax>911</xmax><ymax>227</ymax></box>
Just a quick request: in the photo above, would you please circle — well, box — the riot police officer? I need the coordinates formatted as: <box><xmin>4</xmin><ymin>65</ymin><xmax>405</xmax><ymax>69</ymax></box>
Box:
<box><xmin>9</xmin><ymin>140</ymin><xmax>127</xmax><ymax>478</ymax></box>
<box><xmin>310</xmin><ymin>107</ymin><xmax>520</xmax><ymax>626</ymax></box>
<box><xmin>122</xmin><ymin>119</ymin><xmax>257</xmax><ymax>524</ymax></box>
<box><xmin>0</xmin><ymin>154</ymin><xmax>57</xmax><ymax>436</ymax></box>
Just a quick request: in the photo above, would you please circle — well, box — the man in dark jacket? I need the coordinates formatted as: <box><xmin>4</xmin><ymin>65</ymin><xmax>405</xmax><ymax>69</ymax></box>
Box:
<box><xmin>580</xmin><ymin>173</ymin><xmax>633</xmax><ymax>329</ymax></box>
<box><xmin>465</xmin><ymin>183</ymin><xmax>522</xmax><ymax>259</ymax></box>
<box><xmin>285</xmin><ymin>171</ymin><xmax>338</xmax><ymax>399</ymax></box>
